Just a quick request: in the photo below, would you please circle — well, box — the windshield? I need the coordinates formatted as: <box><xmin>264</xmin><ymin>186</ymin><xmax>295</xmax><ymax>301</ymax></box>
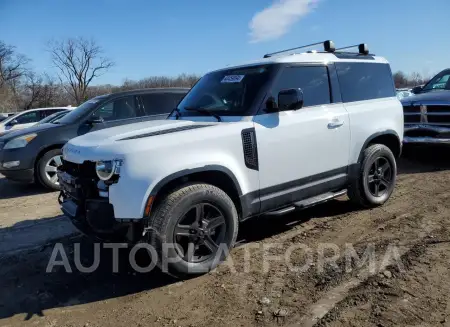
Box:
<box><xmin>176</xmin><ymin>65</ymin><xmax>275</xmax><ymax>116</ymax></box>
<box><xmin>1</xmin><ymin>111</ymin><xmax>22</xmax><ymax>125</ymax></box>
<box><xmin>422</xmin><ymin>70</ymin><xmax>450</xmax><ymax>92</ymax></box>
<box><xmin>38</xmin><ymin>111</ymin><xmax>68</xmax><ymax>125</ymax></box>
<box><xmin>57</xmin><ymin>95</ymin><xmax>108</xmax><ymax>124</ymax></box>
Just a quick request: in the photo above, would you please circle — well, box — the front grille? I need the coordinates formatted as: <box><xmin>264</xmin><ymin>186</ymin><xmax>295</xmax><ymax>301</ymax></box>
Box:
<box><xmin>426</xmin><ymin>105</ymin><xmax>450</xmax><ymax>113</ymax></box>
<box><xmin>59</xmin><ymin>159</ymin><xmax>99</xmax><ymax>202</ymax></box>
<box><xmin>61</xmin><ymin>160</ymin><xmax>97</xmax><ymax>179</ymax></box>
<box><xmin>403</xmin><ymin>104</ymin><xmax>450</xmax><ymax>125</ymax></box>
<box><xmin>403</xmin><ymin>105</ymin><xmax>419</xmax><ymax>113</ymax></box>
<box><xmin>404</xmin><ymin>115</ymin><xmax>420</xmax><ymax>123</ymax></box>
<box><xmin>427</xmin><ymin>115</ymin><xmax>450</xmax><ymax>124</ymax></box>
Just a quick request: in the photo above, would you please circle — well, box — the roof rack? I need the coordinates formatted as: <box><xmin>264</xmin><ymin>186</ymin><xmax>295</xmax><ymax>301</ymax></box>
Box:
<box><xmin>335</xmin><ymin>43</ymin><xmax>370</xmax><ymax>55</ymax></box>
<box><xmin>263</xmin><ymin>40</ymin><xmax>335</xmax><ymax>58</ymax></box>
<box><xmin>263</xmin><ymin>41</ymin><xmax>373</xmax><ymax>58</ymax></box>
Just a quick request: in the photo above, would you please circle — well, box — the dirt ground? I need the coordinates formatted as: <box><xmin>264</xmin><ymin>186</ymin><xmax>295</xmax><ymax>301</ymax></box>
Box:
<box><xmin>1</xmin><ymin>146</ymin><xmax>450</xmax><ymax>327</ymax></box>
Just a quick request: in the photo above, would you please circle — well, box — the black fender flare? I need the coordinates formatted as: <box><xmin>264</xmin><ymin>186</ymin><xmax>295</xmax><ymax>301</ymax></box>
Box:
<box><xmin>149</xmin><ymin>165</ymin><xmax>243</xmax><ymax>198</ymax></box>
<box><xmin>349</xmin><ymin>130</ymin><xmax>402</xmax><ymax>181</ymax></box>
<box><xmin>357</xmin><ymin>130</ymin><xmax>401</xmax><ymax>163</ymax></box>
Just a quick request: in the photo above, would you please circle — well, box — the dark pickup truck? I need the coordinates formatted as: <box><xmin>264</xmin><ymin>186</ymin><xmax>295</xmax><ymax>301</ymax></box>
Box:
<box><xmin>402</xmin><ymin>69</ymin><xmax>450</xmax><ymax>145</ymax></box>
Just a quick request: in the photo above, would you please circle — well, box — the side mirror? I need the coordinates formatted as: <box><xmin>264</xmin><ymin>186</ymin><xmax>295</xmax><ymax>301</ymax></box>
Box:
<box><xmin>85</xmin><ymin>117</ymin><xmax>104</xmax><ymax>125</ymax></box>
<box><xmin>411</xmin><ymin>86</ymin><xmax>423</xmax><ymax>94</ymax></box>
<box><xmin>8</xmin><ymin>119</ymin><xmax>18</xmax><ymax>126</ymax></box>
<box><xmin>278</xmin><ymin>88</ymin><xmax>304</xmax><ymax>111</ymax></box>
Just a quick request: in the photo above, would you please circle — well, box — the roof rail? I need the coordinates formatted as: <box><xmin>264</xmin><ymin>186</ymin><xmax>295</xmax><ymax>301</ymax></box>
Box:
<box><xmin>263</xmin><ymin>40</ymin><xmax>335</xmax><ymax>58</ymax></box>
<box><xmin>335</xmin><ymin>43</ymin><xmax>370</xmax><ymax>55</ymax></box>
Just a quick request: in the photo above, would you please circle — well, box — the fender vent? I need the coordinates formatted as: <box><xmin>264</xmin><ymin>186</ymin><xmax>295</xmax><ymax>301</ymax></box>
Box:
<box><xmin>241</xmin><ymin>128</ymin><xmax>259</xmax><ymax>170</ymax></box>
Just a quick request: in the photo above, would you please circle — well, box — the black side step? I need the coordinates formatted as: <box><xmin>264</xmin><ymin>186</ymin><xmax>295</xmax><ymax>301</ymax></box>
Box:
<box><xmin>294</xmin><ymin>190</ymin><xmax>347</xmax><ymax>209</ymax></box>
<box><xmin>264</xmin><ymin>189</ymin><xmax>347</xmax><ymax>217</ymax></box>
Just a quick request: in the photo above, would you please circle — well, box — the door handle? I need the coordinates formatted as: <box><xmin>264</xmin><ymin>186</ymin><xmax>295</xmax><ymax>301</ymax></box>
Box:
<box><xmin>328</xmin><ymin>118</ymin><xmax>344</xmax><ymax>129</ymax></box>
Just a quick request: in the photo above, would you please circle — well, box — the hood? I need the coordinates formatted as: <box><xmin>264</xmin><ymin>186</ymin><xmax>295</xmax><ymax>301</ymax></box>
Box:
<box><xmin>0</xmin><ymin>123</ymin><xmax>60</xmax><ymax>142</ymax></box>
<box><xmin>68</xmin><ymin>119</ymin><xmax>215</xmax><ymax>148</ymax></box>
<box><xmin>401</xmin><ymin>90</ymin><xmax>450</xmax><ymax>105</ymax></box>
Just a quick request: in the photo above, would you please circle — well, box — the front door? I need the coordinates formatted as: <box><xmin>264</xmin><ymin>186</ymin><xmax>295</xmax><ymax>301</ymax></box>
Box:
<box><xmin>254</xmin><ymin>64</ymin><xmax>350</xmax><ymax>212</ymax></box>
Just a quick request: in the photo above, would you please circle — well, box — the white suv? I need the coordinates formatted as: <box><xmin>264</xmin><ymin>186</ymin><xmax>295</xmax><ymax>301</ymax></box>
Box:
<box><xmin>58</xmin><ymin>41</ymin><xmax>403</xmax><ymax>277</ymax></box>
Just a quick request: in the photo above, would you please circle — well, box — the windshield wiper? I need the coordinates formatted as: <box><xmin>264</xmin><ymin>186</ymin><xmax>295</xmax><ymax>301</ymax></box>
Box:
<box><xmin>184</xmin><ymin>107</ymin><xmax>222</xmax><ymax>122</ymax></box>
<box><xmin>172</xmin><ymin>108</ymin><xmax>182</xmax><ymax>120</ymax></box>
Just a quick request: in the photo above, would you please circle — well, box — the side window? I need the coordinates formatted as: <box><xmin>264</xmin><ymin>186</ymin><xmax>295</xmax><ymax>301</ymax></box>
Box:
<box><xmin>14</xmin><ymin>111</ymin><xmax>40</xmax><ymax>124</ymax></box>
<box><xmin>335</xmin><ymin>63</ymin><xmax>396</xmax><ymax>102</ymax></box>
<box><xmin>141</xmin><ymin>93</ymin><xmax>185</xmax><ymax>115</ymax></box>
<box><xmin>41</xmin><ymin>110</ymin><xmax>59</xmax><ymax>119</ymax></box>
<box><xmin>92</xmin><ymin>96</ymin><xmax>137</xmax><ymax>121</ymax></box>
<box><xmin>272</xmin><ymin>66</ymin><xmax>331</xmax><ymax>107</ymax></box>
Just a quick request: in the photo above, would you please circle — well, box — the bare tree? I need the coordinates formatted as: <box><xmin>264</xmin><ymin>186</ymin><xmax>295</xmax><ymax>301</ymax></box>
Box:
<box><xmin>47</xmin><ymin>37</ymin><xmax>114</xmax><ymax>105</ymax></box>
<box><xmin>21</xmin><ymin>72</ymin><xmax>44</xmax><ymax>109</ymax></box>
<box><xmin>410</xmin><ymin>72</ymin><xmax>424</xmax><ymax>87</ymax></box>
<box><xmin>0</xmin><ymin>41</ymin><xmax>29</xmax><ymax>88</ymax></box>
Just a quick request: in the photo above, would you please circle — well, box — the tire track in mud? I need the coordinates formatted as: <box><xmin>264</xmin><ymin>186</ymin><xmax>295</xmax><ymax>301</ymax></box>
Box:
<box><xmin>312</xmin><ymin>235</ymin><xmax>450</xmax><ymax>327</ymax></box>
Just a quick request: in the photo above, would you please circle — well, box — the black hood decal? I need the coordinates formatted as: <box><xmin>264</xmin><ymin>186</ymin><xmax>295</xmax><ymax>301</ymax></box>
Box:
<box><xmin>119</xmin><ymin>124</ymin><xmax>211</xmax><ymax>141</ymax></box>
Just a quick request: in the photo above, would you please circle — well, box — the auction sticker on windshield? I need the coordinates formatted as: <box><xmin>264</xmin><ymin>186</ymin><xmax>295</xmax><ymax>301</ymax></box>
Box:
<box><xmin>221</xmin><ymin>75</ymin><xmax>245</xmax><ymax>83</ymax></box>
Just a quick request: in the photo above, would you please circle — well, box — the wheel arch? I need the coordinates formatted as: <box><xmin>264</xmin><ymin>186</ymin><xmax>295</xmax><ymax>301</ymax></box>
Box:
<box><xmin>358</xmin><ymin>130</ymin><xmax>402</xmax><ymax>163</ymax></box>
<box><xmin>148</xmin><ymin>165</ymin><xmax>244</xmax><ymax>219</ymax></box>
<box><xmin>34</xmin><ymin>143</ymin><xmax>66</xmax><ymax>169</ymax></box>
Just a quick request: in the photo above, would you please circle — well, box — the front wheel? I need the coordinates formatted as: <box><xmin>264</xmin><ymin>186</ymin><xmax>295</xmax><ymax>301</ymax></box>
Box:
<box><xmin>348</xmin><ymin>144</ymin><xmax>397</xmax><ymax>207</ymax></box>
<box><xmin>36</xmin><ymin>149</ymin><xmax>63</xmax><ymax>191</ymax></box>
<box><xmin>147</xmin><ymin>183</ymin><xmax>238</xmax><ymax>278</ymax></box>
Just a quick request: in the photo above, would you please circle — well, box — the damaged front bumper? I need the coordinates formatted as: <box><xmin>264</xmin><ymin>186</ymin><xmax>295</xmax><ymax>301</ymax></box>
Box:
<box><xmin>404</xmin><ymin>125</ymin><xmax>450</xmax><ymax>145</ymax></box>
<box><xmin>57</xmin><ymin>170</ymin><xmax>143</xmax><ymax>243</ymax></box>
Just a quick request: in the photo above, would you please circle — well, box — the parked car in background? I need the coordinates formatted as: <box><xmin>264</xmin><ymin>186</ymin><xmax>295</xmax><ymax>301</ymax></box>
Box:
<box><xmin>396</xmin><ymin>88</ymin><xmax>413</xmax><ymax>100</ymax></box>
<box><xmin>0</xmin><ymin>107</ymin><xmax>72</xmax><ymax>134</ymax></box>
<box><xmin>36</xmin><ymin>110</ymin><xmax>71</xmax><ymax>126</ymax></box>
<box><xmin>402</xmin><ymin>69</ymin><xmax>450</xmax><ymax>144</ymax></box>
<box><xmin>0</xmin><ymin>113</ymin><xmax>8</xmax><ymax>122</ymax></box>
<box><xmin>0</xmin><ymin>88</ymin><xmax>188</xmax><ymax>190</ymax></box>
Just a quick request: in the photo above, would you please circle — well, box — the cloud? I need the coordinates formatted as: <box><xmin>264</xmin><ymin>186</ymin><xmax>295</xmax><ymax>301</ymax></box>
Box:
<box><xmin>249</xmin><ymin>0</ymin><xmax>319</xmax><ymax>43</ymax></box>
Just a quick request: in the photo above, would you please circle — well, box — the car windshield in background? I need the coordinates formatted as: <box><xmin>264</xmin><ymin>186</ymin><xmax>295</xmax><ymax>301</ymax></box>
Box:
<box><xmin>37</xmin><ymin>111</ymin><xmax>69</xmax><ymax>125</ymax></box>
<box><xmin>422</xmin><ymin>71</ymin><xmax>450</xmax><ymax>92</ymax></box>
<box><xmin>57</xmin><ymin>96</ymin><xmax>108</xmax><ymax>124</ymax></box>
<box><xmin>177</xmin><ymin>65</ymin><xmax>275</xmax><ymax>116</ymax></box>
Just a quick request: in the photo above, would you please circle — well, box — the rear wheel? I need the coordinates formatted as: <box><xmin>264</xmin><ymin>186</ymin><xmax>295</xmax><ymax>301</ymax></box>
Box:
<box><xmin>147</xmin><ymin>183</ymin><xmax>238</xmax><ymax>278</ymax></box>
<box><xmin>348</xmin><ymin>144</ymin><xmax>397</xmax><ymax>207</ymax></box>
<box><xmin>36</xmin><ymin>149</ymin><xmax>63</xmax><ymax>191</ymax></box>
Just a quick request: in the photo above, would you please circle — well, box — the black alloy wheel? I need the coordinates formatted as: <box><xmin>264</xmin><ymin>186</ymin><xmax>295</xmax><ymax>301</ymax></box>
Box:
<box><xmin>174</xmin><ymin>203</ymin><xmax>226</xmax><ymax>263</ymax></box>
<box><xmin>367</xmin><ymin>156</ymin><xmax>393</xmax><ymax>197</ymax></box>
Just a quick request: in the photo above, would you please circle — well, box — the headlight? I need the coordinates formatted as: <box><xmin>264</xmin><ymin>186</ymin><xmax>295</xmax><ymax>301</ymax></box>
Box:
<box><xmin>95</xmin><ymin>160</ymin><xmax>117</xmax><ymax>181</ymax></box>
<box><xmin>4</xmin><ymin>133</ymin><xmax>37</xmax><ymax>150</ymax></box>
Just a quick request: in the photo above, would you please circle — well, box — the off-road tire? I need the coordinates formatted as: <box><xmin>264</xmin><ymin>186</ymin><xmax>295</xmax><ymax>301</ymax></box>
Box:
<box><xmin>147</xmin><ymin>183</ymin><xmax>239</xmax><ymax>278</ymax></box>
<box><xmin>348</xmin><ymin>144</ymin><xmax>397</xmax><ymax>207</ymax></box>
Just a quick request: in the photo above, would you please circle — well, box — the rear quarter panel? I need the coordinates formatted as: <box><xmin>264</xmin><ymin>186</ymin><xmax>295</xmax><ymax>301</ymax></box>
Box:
<box><xmin>345</xmin><ymin>97</ymin><xmax>403</xmax><ymax>164</ymax></box>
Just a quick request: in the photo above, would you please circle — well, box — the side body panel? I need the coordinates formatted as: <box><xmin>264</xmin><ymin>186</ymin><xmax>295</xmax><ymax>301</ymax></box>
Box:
<box><xmin>254</xmin><ymin>104</ymin><xmax>350</xmax><ymax>212</ymax></box>
<box><xmin>345</xmin><ymin>97</ymin><xmax>403</xmax><ymax>164</ymax></box>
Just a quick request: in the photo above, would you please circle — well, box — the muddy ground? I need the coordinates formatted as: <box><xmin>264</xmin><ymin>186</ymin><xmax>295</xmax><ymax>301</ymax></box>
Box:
<box><xmin>1</xmin><ymin>146</ymin><xmax>450</xmax><ymax>327</ymax></box>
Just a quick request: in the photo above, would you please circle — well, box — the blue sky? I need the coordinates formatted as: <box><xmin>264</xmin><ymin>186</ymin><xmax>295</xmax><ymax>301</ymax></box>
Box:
<box><xmin>1</xmin><ymin>0</ymin><xmax>449</xmax><ymax>85</ymax></box>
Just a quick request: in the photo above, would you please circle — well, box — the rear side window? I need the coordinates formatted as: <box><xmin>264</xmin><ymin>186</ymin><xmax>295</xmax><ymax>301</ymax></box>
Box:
<box><xmin>15</xmin><ymin>111</ymin><xmax>40</xmax><ymax>124</ymax></box>
<box><xmin>92</xmin><ymin>96</ymin><xmax>138</xmax><ymax>121</ymax></box>
<box><xmin>335</xmin><ymin>63</ymin><xmax>395</xmax><ymax>102</ymax></box>
<box><xmin>41</xmin><ymin>109</ymin><xmax>62</xmax><ymax>119</ymax></box>
<box><xmin>141</xmin><ymin>93</ymin><xmax>185</xmax><ymax>115</ymax></box>
<box><xmin>271</xmin><ymin>66</ymin><xmax>331</xmax><ymax>107</ymax></box>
